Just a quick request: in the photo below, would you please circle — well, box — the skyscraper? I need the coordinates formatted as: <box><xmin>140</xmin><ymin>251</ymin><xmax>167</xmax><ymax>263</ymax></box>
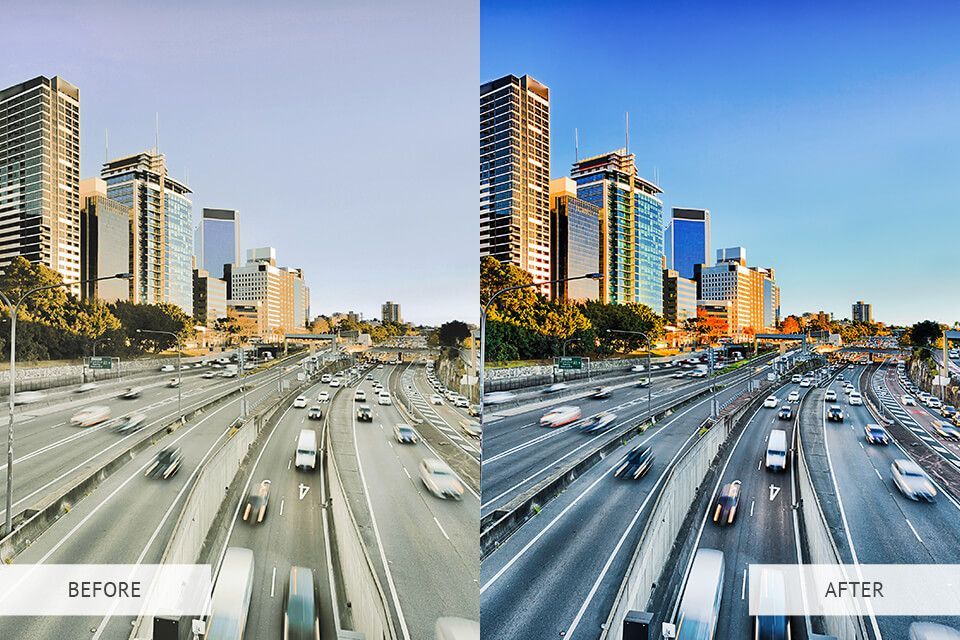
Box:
<box><xmin>192</xmin><ymin>267</ymin><xmax>227</xmax><ymax>326</ymax></box>
<box><xmin>79</xmin><ymin>178</ymin><xmax>130</xmax><ymax>303</ymax></box>
<box><xmin>0</xmin><ymin>76</ymin><xmax>82</xmax><ymax>293</ymax></box>
<box><xmin>852</xmin><ymin>300</ymin><xmax>873</xmax><ymax>323</ymax></box>
<box><xmin>382</xmin><ymin>301</ymin><xmax>402</xmax><ymax>324</ymax></box>
<box><xmin>198</xmin><ymin>208</ymin><xmax>240</xmax><ymax>280</ymax></box>
<box><xmin>698</xmin><ymin>247</ymin><xmax>780</xmax><ymax>335</ymax></box>
<box><xmin>664</xmin><ymin>207</ymin><xmax>711</xmax><ymax>279</ymax></box>
<box><xmin>662</xmin><ymin>268</ymin><xmax>697</xmax><ymax>326</ymax></box>
<box><xmin>101</xmin><ymin>151</ymin><xmax>194</xmax><ymax>313</ymax></box>
<box><xmin>480</xmin><ymin>74</ymin><xmax>551</xmax><ymax>288</ymax></box>
<box><xmin>230</xmin><ymin>247</ymin><xmax>310</xmax><ymax>336</ymax></box>
<box><xmin>549</xmin><ymin>178</ymin><xmax>601</xmax><ymax>302</ymax></box>
<box><xmin>571</xmin><ymin>149</ymin><xmax>664</xmax><ymax>312</ymax></box>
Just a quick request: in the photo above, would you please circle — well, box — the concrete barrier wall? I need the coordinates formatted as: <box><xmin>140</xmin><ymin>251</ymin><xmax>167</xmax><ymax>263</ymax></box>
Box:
<box><xmin>327</xmin><ymin>442</ymin><xmax>395</xmax><ymax>640</ymax></box>
<box><xmin>0</xmin><ymin>357</ymin><xmax>185</xmax><ymax>394</ymax></box>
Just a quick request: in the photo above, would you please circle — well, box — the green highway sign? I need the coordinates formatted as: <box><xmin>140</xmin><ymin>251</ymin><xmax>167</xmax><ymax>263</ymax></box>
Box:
<box><xmin>557</xmin><ymin>356</ymin><xmax>583</xmax><ymax>370</ymax></box>
<box><xmin>88</xmin><ymin>356</ymin><xmax>113</xmax><ymax>370</ymax></box>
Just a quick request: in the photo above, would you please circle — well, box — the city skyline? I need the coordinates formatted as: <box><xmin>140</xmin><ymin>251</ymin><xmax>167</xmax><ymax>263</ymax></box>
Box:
<box><xmin>482</xmin><ymin>1</ymin><xmax>960</xmax><ymax>325</ymax></box>
<box><xmin>6</xmin><ymin>0</ymin><xmax>477</xmax><ymax>326</ymax></box>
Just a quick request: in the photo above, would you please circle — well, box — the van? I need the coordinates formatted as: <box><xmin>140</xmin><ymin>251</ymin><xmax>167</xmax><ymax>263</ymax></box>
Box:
<box><xmin>675</xmin><ymin>548</ymin><xmax>725</xmax><ymax>639</ymax></box>
<box><xmin>206</xmin><ymin>547</ymin><xmax>255</xmax><ymax>640</ymax></box>
<box><xmin>295</xmin><ymin>429</ymin><xmax>317</xmax><ymax>471</ymax></box>
<box><xmin>282</xmin><ymin>566</ymin><xmax>320</xmax><ymax>640</ymax></box>
<box><xmin>754</xmin><ymin>567</ymin><xmax>790</xmax><ymax>640</ymax></box>
<box><xmin>765</xmin><ymin>430</ymin><xmax>787</xmax><ymax>472</ymax></box>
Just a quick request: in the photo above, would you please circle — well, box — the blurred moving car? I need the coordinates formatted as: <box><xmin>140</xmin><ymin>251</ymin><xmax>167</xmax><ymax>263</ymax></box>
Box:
<box><xmin>70</xmin><ymin>405</ymin><xmax>111</xmax><ymax>427</ymax></box>
<box><xmin>763</xmin><ymin>396</ymin><xmax>778</xmax><ymax>408</ymax></box>
<box><xmin>357</xmin><ymin>405</ymin><xmax>373</xmax><ymax>422</ymax></box>
<box><xmin>468</xmin><ymin>404</ymin><xmax>480</xmax><ymax>417</ymax></box>
<box><xmin>293</xmin><ymin>396</ymin><xmax>308</xmax><ymax>408</ymax></box>
<box><xmin>430</xmin><ymin>394</ymin><xmax>444</xmax><ymax>405</ymax></box>
<box><xmin>787</xmin><ymin>391</ymin><xmax>800</xmax><ymax>402</ymax></box>
<box><xmin>483</xmin><ymin>391</ymin><xmax>516</xmax><ymax>405</ymax></box>
<box><xmin>435</xmin><ymin>617</ymin><xmax>480</xmax><ymax>640</ymax></box>
<box><xmin>307</xmin><ymin>406</ymin><xmax>323</xmax><ymax>420</ymax></box>
<box><xmin>909</xmin><ymin>622</ymin><xmax>960</xmax><ymax>640</ymax></box>
<box><xmin>160</xmin><ymin>364</ymin><xmax>175</xmax><ymax>373</ymax></box>
<box><xmin>419</xmin><ymin>458</ymin><xmax>464</xmax><ymax>500</ymax></box>
<box><xmin>540</xmin><ymin>405</ymin><xmax>581</xmax><ymax>428</ymax></box>
<box><xmin>542</xmin><ymin>383</ymin><xmax>569</xmax><ymax>394</ymax></box>
<box><xmin>712</xmin><ymin>480</ymin><xmax>742</xmax><ymax>525</ymax></box>
<box><xmin>76</xmin><ymin>382</ymin><xmax>98</xmax><ymax>393</ymax></box>
<box><xmin>827</xmin><ymin>406</ymin><xmax>844</xmax><ymax>422</ymax></box>
<box><xmin>202</xmin><ymin>371</ymin><xmax>217</xmax><ymax>379</ymax></box>
<box><xmin>613</xmin><ymin>445</ymin><xmax>654</xmax><ymax>479</ymax></box>
<box><xmin>590</xmin><ymin>386</ymin><xmax>613</xmax><ymax>399</ymax></box>
<box><xmin>145</xmin><ymin>447</ymin><xmax>183</xmax><ymax>479</ymax></box>
<box><xmin>462</xmin><ymin>421</ymin><xmax>481</xmax><ymax>438</ymax></box>
<box><xmin>107</xmin><ymin>413</ymin><xmax>147</xmax><ymax>434</ymax></box>
<box><xmin>578</xmin><ymin>411</ymin><xmax>617</xmax><ymax>433</ymax></box>
<box><xmin>394</xmin><ymin>424</ymin><xmax>418</xmax><ymax>444</ymax></box>
<box><xmin>243</xmin><ymin>479</ymin><xmax>272</xmax><ymax>523</ymax></box>
<box><xmin>891</xmin><ymin>459</ymin><xmax>936</xmax><ymax>501</ymax></box>
<box><xmin>119</xmin><ymin>386</ymin><xmax>143</xmax><ymax>399</ymax></box>
<box><xmin>777</xmin><ymin>406</ymin><xmax>793</xmax><ymax>420</ymax></box>
<box><xmin>167</xmin><ymin>378</ymin><xmax>180</xmax><ymax>388</ymax></box>
<box><xmin>14</xmin><ymin>391</ymin><xmax>46</xmax><ymax>405</ymax></box>
<box><xmin>864</xmin><ymin>424</ymin><xmax>889</xmax><ymax>445</ymax></box>
<box><xmin>282</xmin><ymin>566</ymin><xmax>320</xmax><ymax>640</ymax></box>
<box><xmin>933</xmin><ymin>420</ymin><xmax>960</xmax><ymax>441</ymax></box>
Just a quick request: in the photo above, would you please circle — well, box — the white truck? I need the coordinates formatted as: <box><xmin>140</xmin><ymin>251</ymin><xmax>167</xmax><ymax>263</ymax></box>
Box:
<box><xmin>296</xmin><ymin>429</ymin><xmax>317</xmax><ymax>470</ymax></box>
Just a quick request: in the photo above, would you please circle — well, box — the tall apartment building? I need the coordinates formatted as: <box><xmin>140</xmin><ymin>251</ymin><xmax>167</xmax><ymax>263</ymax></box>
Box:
<box><xmin>549</xmin><ymin>177</ymin><xmax>601</xmax><ymax>302</ymax></box>
<box><xmin>0</xmin><ymin>76</ymin><xmax>82</xmax><ymax>293</ymax></box>
<box><xmin>101</xmin><ymin>151</ymin><xmax>193</xmax><ymax>313</ymax></box>
<box><xmin>663</xmin><ymin>268</ymin><xmax>697</xmax><ymax>326</ymax></box>
<box><xmin>664</xmin><ymin>207</ymin><xmax>711</xmax><ymax>280</ymax></box>
<box><xmin>230</xmin><ymin>247</ymin><xmax>309</xmax><ymax>336</ymax></box>
<box><xmin>852</xmin><ymin>300</ymin><xmax>873</xmax><ymax>323</ymax></box>
<box><xmin>79</xmin><ymin>178</ymin><xmax>130</xmax><ymax>302</ymax></box>
<box><xmin>698</xmin><ymin>247</ymin><xmax>780</xmax><ymax>336</ymax></box>
<box><xmin>382</xmin><ymin>301</ymin><xmax>402</xmax><ymax>324</ymax></box>
<box><xmin>480</xmin><ymin>74</ymin><xmax>551</xmax><ymax>289</ymax></box>
<box><xmin>192</xmin><ymin>267</ymin><xmax>227</xmax><ymax>326</ymax></box>
<box><xmin>197</xmin><ymin>207</ymin><xmax>239</xmax><ymax>280</ymax></box>
<box><xmin>571</xmin><ymin>149</ymin><xmax>663</xmax><ymax>312</ymax></box>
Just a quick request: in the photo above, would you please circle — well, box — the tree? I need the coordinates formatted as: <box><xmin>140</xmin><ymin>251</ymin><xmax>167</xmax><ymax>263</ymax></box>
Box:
<box><xmin>907</xmin><ymin>320</ymin><xmax>943</xmax><ymax>347</ymax></box>
<box><xmin>437</xmin><ymin>320</ymin><xmax>471</xmax><ymax>347</ymax></box>
<box><xmin>309</xmin><ymin>316</ymin><xmax>331</xmax><ymax>334</ymax></box>
<box><xmin>110</xmin><ymin>301</ymin><xmax>194</xmax><ymax>352</ymax></box>
<box><xmin>780</xmin><ymin>316</ymin><xmax>802</xmax><ymax>334</ymax></box>
<box><xmin>580</xmin><ymin>301</ymin><xmax>663</xmax><ymax>355</ymax></box>
<box><xmin>214</xmin><ymin>308</ymin><xmax>259</xmax><ymax>346</ymax></box>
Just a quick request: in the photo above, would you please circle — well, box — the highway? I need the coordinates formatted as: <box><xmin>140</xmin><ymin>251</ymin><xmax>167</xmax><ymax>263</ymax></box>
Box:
<box><xmin>328</xmin><ymin>364</ymin><xmax>479</xmax><ymax>640</ymax></box>
<box><xmin>0</xmin><ymin>353</ymin><xmax>322</xmax><ymax>639</ymax></box>
<box><xmin>479</xmin><ymin>361</ymin><xmax>775</xmax><ymax>639</ymax></box>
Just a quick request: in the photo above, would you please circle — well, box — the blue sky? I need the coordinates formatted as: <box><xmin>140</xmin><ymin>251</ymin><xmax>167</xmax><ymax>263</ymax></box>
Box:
<box><xmin>483</xmin><ymin>0</ymin><xmax>960</xmax><ymax>326</ymax></box>
<box><xmin>5</xmin><ymin>0</ymin><xmax>478</xmax><ymax>325</ymax></box>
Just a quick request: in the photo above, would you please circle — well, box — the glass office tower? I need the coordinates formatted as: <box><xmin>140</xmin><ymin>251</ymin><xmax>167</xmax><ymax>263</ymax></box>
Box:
<box><xmin>199</xmin><ymin>208</ymin><xmax>240</xmax><ymax>279</ymax></box>
<box><xmin>664</xmin><ymin>207</ymin><xmax>711</xmax><ymax>280</ymax></box>
<box><xmin>549</xmin><ymin>178</ymin><xmax>601</xmax><ymax>301</ymax></box>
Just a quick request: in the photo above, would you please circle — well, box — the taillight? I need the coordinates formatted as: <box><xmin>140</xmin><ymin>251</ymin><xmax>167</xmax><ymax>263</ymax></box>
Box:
<box><xmin>713</xmin><ymin>505</ymin><xmax>721</xmax><ymax>522</ymax></box>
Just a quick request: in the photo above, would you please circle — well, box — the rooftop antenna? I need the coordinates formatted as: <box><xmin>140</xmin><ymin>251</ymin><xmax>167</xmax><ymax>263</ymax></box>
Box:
<box><xmin>574</xmin><ymin>127</ymin><xmax>579</xmax><ymax>162</ymax></box>
<box><xmin>625</xmin><ymin>111</ymin><xmax>629</xmax><ymax>155</ymax></box>
<box><xmin>155</xmin><ymin>112</ymin><xmax>160</xmax><ymax>155</ymax></box>
<box><xmin>104</xmin><ymin>129</ymin><xmax>109</xmax><ymax>164</ymax></box>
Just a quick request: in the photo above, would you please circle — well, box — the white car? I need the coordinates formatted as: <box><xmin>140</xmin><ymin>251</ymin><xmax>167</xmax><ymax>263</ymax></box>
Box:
<box><xmin>160</xmin><ymin>364</ymin><xmax>176</xmax><ymax>373</ymax></box>
<box><xmin>799</xmin><ymin>379</ymin><xmax>811</xmax><ymax>388</ymax></box>
<box><xmin>293</xmin><ymin>396</ymin><xmax>308</xmax><ymax>408</ymax></box>
<box><xmin>483</xmin><ymin>391</ymin><xmax>516</xmax><ymax>405</ymax></box>
<box><xmin>849</xmin><ymin>392</ymin><xmax>863</xmax><ymax>406</ymax></box>
<box><xmin>631</xmin><ymin>365</ymin><xmax>646</xmax><ymax>372</ymax></box>
<box><xmin>329</xmin><ymin>379</ymin><xmax>341</xmax><ymax>388</ymax></box>
<box><xmin>824</xmin><ymin>390</ymin><xmax>837</xmax><ymax>401</ymax></box>
<box><xmin>430</xmin><ymin>395</ymin><xmax>444</xmax><ymax>405</ymax></box>
<box><xmin>902</xmin><ymin>395</ymin><xmax>916</xmax><ymax>406</ymax></box>
<box><xmin>763</xmin><ymin>396</ymin><xmax>778</xmax><ymax>408</ymax></box>
<box><xmin>12</xmin><ymin>390</ymin><xmax>45</xmax><ymax>405</ymax></box>
<box><xmin>454</xmin><ymin>397</ymin><xmax>469</xmax><ymax>408</ymax></box>
<box><xmin>202</xmin><ymin>371</ymin><xmax>216</xmax><ymax>379</ymax></box>
<box><xmin>540</xmin><ymin>405</ymin><xmax>581</xmax><ymax>428</ymax></box>
<box><xmin>321</xmin><ymin>374</ymin><xmax>332</xmax><ymax>383</ymax></box>
<box><xmin>76</xmin><ymin>382</ymin><xmax>98</xmax><ymax>393</ymax></box>
<box><xmin>318</xmin><ymin>391</ymin><xmax>329</xmax><ymax>402</ymax></box>
<box><xmin>70</xmin><ymin>405</ymin><xmax>111</xmax><ymax>427</ymax></box>
<box><xmin>928</xmin><ymin>397</ymin><xmax>942</xmax><ymax>409</ymax></box>
<box><xmin>377</xmin><ymin>391</ymin><xmax>392</xmax><ymax>405</ymax></box>
<box><xmin>542</xmin><ymin>383</ymin><xmax>569</xmax><ymax>394</ymax></box>
<box><xmin>788</xmin><ymin>391</ymin><xmax>800</xmax><ymax>403</ymax></box>
<box><xmin>791</xmin><ymin>375</ymin><xmax>802</xmax><ymax>383</ymax></box>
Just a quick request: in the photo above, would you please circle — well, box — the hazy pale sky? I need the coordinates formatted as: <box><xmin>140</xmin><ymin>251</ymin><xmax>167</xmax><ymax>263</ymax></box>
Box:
<box><xmin>483</xmin><ymin>0</ymin><xmax>960</xmax><ymax>326</ymax></box>
<box><xmin>5</xmin><ymin>0</ymin><xmax>478</xmax><ymax>326</ymax></box>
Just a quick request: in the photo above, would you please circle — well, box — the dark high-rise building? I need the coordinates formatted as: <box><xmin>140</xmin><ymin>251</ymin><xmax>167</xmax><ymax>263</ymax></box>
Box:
<box><xmin>193</xmin><ymin>267</ymin><xmax>227</xmax><ymax>326</ymax></box>
<box><xmin>664</xmin><ymin>207</ymin><xmax>711</xmax><ymax>280</ymax></box>
<box><xmin>480</xmin><ymin>74</ymin><xmax>551</xmax><ymax>288</ymax></box>
<box><xmin>198</xmin><ymin>208</ymin><xmax>240</xmax><ymax>280</ymax></box>
<box><xmin>382</xmin><ymin>301</ymin><xmax>402</xmax><ymax>324</ymax></box>
<box><xmin>0</xmin><ymin>76</ymin><xmax>81</xmax><ymax>293</ymax></box>
<box><xmin>79</xmin><ymin>178</ymin><xmax>130</xmax><ymax>302</ymax></box>
<box><xmin>663</xmin><ymin>268</ymin><xmax>697</xmax><ymax>326</ymax></box>
<box><xmin>550</xmin><ymin>178</ymin><xmax>601</xmax><ymax>301</ymax></box>
<box><xmin>852</xmin><ymin>300</ymin><xmax>873</xmax><ymax>323</ymax></box>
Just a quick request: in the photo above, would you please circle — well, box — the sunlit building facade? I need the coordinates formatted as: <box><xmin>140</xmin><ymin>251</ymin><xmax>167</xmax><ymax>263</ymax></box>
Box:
<box><xmin>79</xmin><ymin>178</ymin><xmax>130</xmax><ymax>302</ymax></box>
<box><xmin>698</xmin><ymin>247</ymin><xmax>779</xmax><ymax>336</ymax></box>
<box><xmin>664</xmin><ymin>207</ymin><xmax>710</xmax><ymax>280</ymax></box>
<box><xmin>549</xmin><ymin>177</ymin><xmax>601</xmax><ymax>301</ymax></box>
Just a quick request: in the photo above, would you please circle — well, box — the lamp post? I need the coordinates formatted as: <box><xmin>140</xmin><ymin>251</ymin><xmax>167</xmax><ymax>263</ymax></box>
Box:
<box><xmin>136</xmin><ymin>328</ymin><xmax>182</xmax><ymax>423</ymax></box>
<box><xmin>607</xmin><ymin>329</ymin><xmax>653</xmax><ymax>420</ymax></box>
<box><xmin>480</xmin><ymin>272</ymin><xmax>602</xmax><ymax>422</ymax></box>
<box><xmin>2</xmin><ymin>271</ymin><xmax>131</xmax><ymax>537</ymax></box>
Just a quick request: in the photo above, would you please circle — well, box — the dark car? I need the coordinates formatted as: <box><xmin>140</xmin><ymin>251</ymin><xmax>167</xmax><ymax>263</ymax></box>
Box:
<box><xmin>864</xmin><ymin>424</ymin><xmax>890</xmax><ymax>445</ymax></box>
<box><xmin>108</xmin><ymin>412</ymin><xmax>147</xmax><ymax>434</ymax></box>
<box><xmin>613</xmin><ymin>446</ymin><xmax>654</xmax><ymax>479</ymax></box>
<box><xmin>356</xmin><ymin>405</ymin><xmax>373</xmax><ymax>422</ymax></box>
<box><xmin>282</xmin><ymin>566</ymin><xmax>320</xmax><ymax>640</ymax></box>
<box><xmin>777</xmin><ymin>405</ymin><xmax>793</xmax><ymax>420</ymax></box>
<box><xmin>307</xmin><ymin>406</ymin><xmax>323</xmax><ymax>420</ymax></box>
<box><xmin>940</xmin><ymin>405</ymin><xmax>958</xmax><ymax>420</ymax></box>
<box><xmin>827</xmin><ymin>406</ymin><xmax>844</xmax><ymax>422</ymax></box>
<box><xmin>393</xmin><ymin>424</ymin><xmax>418</xmax><ymax>444</ymax></box>
<box><xmin>590</xmin><ymin>386</ymin><xmax>613</xmax><ymax>399</ymax></box>
<box><xmin>144</xmin><ymin>447</ymin><xmax>182</xmax><ymax>479</ymax></box>
<box><xmin>243</xmin><ymin>479</ymin><xmax>271</xmax><ymax>524</ymax></box>
<box><xmin>578</xmin><ymin>411</ymin><xmax>617</xmax><ymax>434</ymax></box>
<box><xmin>712</xmin><ymin>480</ymin><xmax>742</xmax><ymax>525</ymax></box>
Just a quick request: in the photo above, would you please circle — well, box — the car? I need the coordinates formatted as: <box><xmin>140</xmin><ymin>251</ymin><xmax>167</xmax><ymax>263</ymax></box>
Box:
<box><xmin>145</xmin><ymin>447</ymin><xmax>183</xmax><ymax>479</ymax></box>
<box><xmin>320</xmin><ymin>374</ymin><xmax>332</xmax><ymax>383</ymax></box>
<box><xmin>462</xmin><ymin>420</ymin><xmax>482</xmax><ymax>438</ymax></box>
<box><xmin>864</xmin><ymin>424</ymin><xmax>890</xmax><ymax>445</ymax></box>
<box><xmin>903</xmin><ymin>395</ymin><xmax>916</xmax><ymax>406</ymax></box>
<box><xmin>430</xmin><ymin>394</ymin><xmax>444</xmax><ymax>405</ymax></box>
<box><xmin>160</xmin><ymin>364</ymin><xmax>176</xmax><ymax>373</ymax></box>
<box><xmin>329</xmin><ymin>379</ymin><xmax>341</xmax><ymax>388</ymax></box>
<box><xmin>837</xmin><ymin>374</ymin><xmax>845</xmax><ymax>381</ymax></box>
<box><xmin>118</xmin><ymin>386</ymin><xmax>143</xmax><ymax>399</ymax></box>
<box><xmin>849</xmin><ymin>392</ymin><xmax>863</xmax><ymax>406</ymax></box>
<box><xmin>848</xmin><ymin>364</ymin><xmax>855</xmax><ymax>369</ymax></box>
<box><xmin>672</xmin><ymin>372</ymin><xmax>687</xmax><ymax>379</ymax></box>
<box><xmin>242</xmin><ymin>479</ymin><xmax>272</xmax><ymax>523</ymax></box>
<box><xmin>282</xmin><ymin>566</ymin><xmax>320</xmax><ymax>640</ymax></box>
<box><xmin>76</xmin><ymin>382</ymin><xmax>98</xmax><ymax>393</ymax></box>
<box><xmin>377</xmin><ymin>364</ymin><xmax>384</xmax><ymax>369</ymax></box>
<box><xmin>468</xmin><ymin>404</ymin><xmax>480</xmax><ymax>417</ymax></box>
<box><xmin>799</xmin><ymin>379</ymin><xmax>811</xmax><ymax>388</ymax></box>
<box><xmin>891</xmin><ymin>459</ymin><xmax>936</xmax><ymax>501</ymax></box>
<box><xmin>484</xmin><ymin>391</ymin><xmax>517</xmax><ymax>405</ymax></box>
<box><xmin>356</xmin><ymin>405</ymin><xmax>373</xmax><ymax>421</ymax></box>
<box><xmin>933</xmin><ymin>421</ymin><xmax>960</xmax><ymax>441</ymax></box>
<box><xmin>827</xmin><ymin>406</ymin><xmax>844</xmax><ymax>422</ymax></box>
<box><xmin>354</xmin><ymin>390</ymin><xmax>366</xmax><ymax>402</ymax></box>
<box><xmin>631</xmin><ymin>364</ymin><xmax>646</xmax><ymax>372</ymax></box>
<box><xmin>763</xmin><ymin>396</ymin><xmax>778</xmax><ymax>408</ymax></box>
<box><xmin>304</xmin><ymin>405</ymin><xmax>323</xmax><ymax>421</ymax></box>
<box><xmin>635</xmin><ymin>377</ymin><xmax>651</xmax><ymax>387</ymax></box>
<box><xmin>202</xmin><ymin>371</ymin><xmax>217</xmax><ymax>379</ymax></box>
<box><xmin>778</xmin><ymin>406</ymin><xmax>793</xmax><ymax>420</ymax></box>
<box><xmin>542</xmin><ymin>383</ymin><xmax>569</xmax><ymax>394</ymax></box>
<box><xmin>909</xmin><ymin>622</ymin><xmax>960</xmax><ymax>640</ymax></box>
<box><xmin>377</xmin><ymin>391</ymin><xmax>393</xmax><ymax>405</ymax></box>
<box><xmin>13</xmin><ymin>391</ymin><xmax>46</xmax><ymax>405</ymax></box>
<box><xmin>824</xmin><ymin>390</ymin><xmax>837</xmax><ymax>401</ymax></box>
<box><xmin>70</xmin><ymin>405</ymin><xmax>111</xmax><ymax>427</ymax></box>
<box><xmin>193</xmin><ymin>362</ymin><xmax>204</xmax><ymax>368</ymax></box>
<box><xmin>578</xmin><ymin>411</ymin><xmax>617</xmax><ymax>433</ymax></box>
<box><xmin>107</xmin><ymin>412</ymin><xmax>148</xmax><ymax>434</ymax></box>
<box><xmin>452</xmin><ymin>396</ymin><xmax>468</xmax><ymax>408</ymax></box>
<box><xmin>689</xmin><ymin>370</ymin><xmax>707</xmax><ymax>378</ymax></box>
<box><xmin>221</xmin><ymin>370</ymin><xmax>237</xmax><ymax>378</ymax></box>
<box><xmin>167</xmin><ymin>378</ymin><xmax>181</xmax><ymax>388</ymax></box>
<box><xmin>419</xmin><ymin>458</ymin><xmax>463</xmax><ymax>500</ymax></box>
<box><xmin>613</xmin><ymin>445</ymin><xmax>654</xmax><ymax>479</ymax></box>
<box><xmin>243</xmin><ymin>362</ymin><xmax>255</xmax><ymax>370</ymax></box>
<box><xmin>787</xmin><ymin>391</ymin><xmax>800</xmax><ymax>403</ymax></box>
<box><xmin>928</xmin><ymin>397</ymin><xmax>943</xmax><ymax>409</ymax></box>
<box><xmin>365</xmin><ymin>374</ymin><xmax>374</xmax><ymax>381</ymax></box>
<box><xmin>540</xmin><ymin>405</ymin><xmax>581</xmax><ymax>428</ymax></box>
<box><xmin>942</xmin><ymin>405</ymin><xmax>958</xmax><ymax>419</ymax></box>
<box><xmin>791</xmin><ymin>375</ymin><xmax>802</xmax><ymax>383</ymax></box>
<box><xmin>712</xmin><ymin>480</ymin><xmax>742</xmax><ymax>525</ymax></box>
<box><xmin>394</xmin><ymin>424</ymin><xmax>418</xmax><ymax>443</ymax></box>
<box><xmin>293</xmin><ymin>396</ymin><xmax>308</xmax><ymax>408</ymax></box>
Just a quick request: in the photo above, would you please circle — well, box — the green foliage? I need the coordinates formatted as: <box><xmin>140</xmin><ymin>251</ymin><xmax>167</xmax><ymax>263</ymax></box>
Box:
<box><xmin>437</xmin><ymin>320</ymin><xmax>471</xmax><ymax>347</ymax></box>
<box><xmin>905</xmin><ymin>320</ymin><xmax>943</xmax><ymax>347</ymax></box>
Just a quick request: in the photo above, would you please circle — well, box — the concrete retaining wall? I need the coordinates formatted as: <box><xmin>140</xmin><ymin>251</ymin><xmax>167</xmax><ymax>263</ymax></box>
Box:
<box><xmin>0</xmin><ymin>357</ymin><xmax>187</xmax><ymax>395</ymax></box>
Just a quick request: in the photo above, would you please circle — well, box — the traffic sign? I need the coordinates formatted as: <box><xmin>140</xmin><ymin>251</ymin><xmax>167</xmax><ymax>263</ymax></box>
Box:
<box><xmin>88</xmin><ymin>356</ymin><xmax>113</xmax><ymax>370</ymax></box>
<box><xmin>557</xmin><ymin>356</ymin><xmax>583</xmax><ymax>370</ymax></box>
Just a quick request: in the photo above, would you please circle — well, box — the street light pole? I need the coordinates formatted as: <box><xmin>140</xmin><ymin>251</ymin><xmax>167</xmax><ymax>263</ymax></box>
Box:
<box><xmin>607</xmin><ymin>329</ymin><xmax>653</xmax><ymax>420</ymax></box>
<box><xmin>2</xmin><ymin>271</ymin><xmax>130</xmax><ymax>536</ymax></box>
<box><xmin>136</xmin><ymin>328</ymin><xmax>182</xmax><ymax>422</ymax></box>
<box><xmin>479</xmin><ymin>272</ymin><xmax>602</xmax><ymax>423</ymax></box>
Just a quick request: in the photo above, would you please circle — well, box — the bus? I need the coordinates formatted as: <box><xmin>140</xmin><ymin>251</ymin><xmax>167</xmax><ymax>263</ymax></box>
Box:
<box><xmin>205</xmin><ymin>547</ymin><xmax>255</xmax><ymax>639</ymax></box>
<box><xmin>675</xmin><ymin>548</ymin><xmax>725</xmax><ymax>640</ymax></box>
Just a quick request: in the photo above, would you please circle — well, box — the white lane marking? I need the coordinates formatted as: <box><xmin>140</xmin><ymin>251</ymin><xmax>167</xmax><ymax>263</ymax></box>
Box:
<box><xmin>741</xmin><ymin>568</ymin><xmax>747</xmax><ymax>600</ymax></box>
<box><xmin>271</xmin><ymin>566</ymin><xmax>277</xmax><ymax>597</ymax></box>
<box><xmin>403</xmin><ymin>467</ymin><xmax>411</xmax><ymax>480</ymax></box>
<box><xmin>875</xmin><ymin>469</ymin><xmax>882</xmax><ymax>480</ymax></box>
<box><xmin>905</xmin><ymin>519</ymin><xmax>923</xmax><ymax>543</ymax></box>
<box><xmin>280</xmin><ymin>498</ymin><xmax>285</xmax><ymax>516</ymax></box>
<box><xmin>433</xmin><ymin>517</ymin><xmax>450</xmax><ymax>541</ymax></box>
<box><xmin>750</xmin><ymin>500</ymin><xmax>755</xmax><ymax>517</ymax></box>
